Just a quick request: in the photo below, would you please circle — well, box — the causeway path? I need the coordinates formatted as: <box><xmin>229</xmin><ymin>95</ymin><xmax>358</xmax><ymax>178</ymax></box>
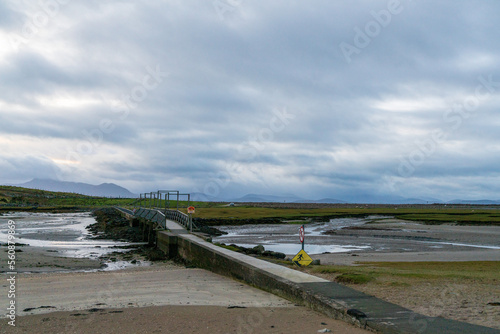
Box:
<box><xmin>163</xmin><ymin>217</ymin><xmax>500</xmax><ymax>334</ymax></box>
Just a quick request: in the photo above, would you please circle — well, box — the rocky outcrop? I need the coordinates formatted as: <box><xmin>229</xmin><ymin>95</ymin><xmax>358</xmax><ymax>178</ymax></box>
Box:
<box><xmin>88</xmin><ymin>208</ymin><xmax>143</xmax><ymax>242</ymax></box>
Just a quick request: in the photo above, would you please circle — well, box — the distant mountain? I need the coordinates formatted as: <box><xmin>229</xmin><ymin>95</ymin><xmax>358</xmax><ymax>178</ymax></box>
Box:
<box><xmin>225</xmin><ymin>193</ymin><xmax>444</xmax><ymax>204</ymax></box>
<box><xmin>231</xmin><ymin>193</ymin><xmax>305</xmax><ymax>203</ymax></box>
<box><xmin>340</xmin><ymin>194</ymin><xmax>410</xmax><ymax>204</ymax></box>
<box><xmin>416</xmin><ymin>197</ymin><xmax>445</xmax><ymax>204</ymax></box>
<box><xmin>190</xmin><ymin>192</ymin><xmax>220</xmax><ymax>202</ymax></box>
<box><xmin>447</xmin><ymin>199</ymin><xmax>500</xmax><ymax>205</ymax></box>
<box><xmin>17</xmin><ymin>178</ymin><xmax>137</xmax><ymax>198</ymax></box>
<box><xmin>293</xmin><ymin>198</ymin><xmax>347</xmax><ymax>204</ymax></box>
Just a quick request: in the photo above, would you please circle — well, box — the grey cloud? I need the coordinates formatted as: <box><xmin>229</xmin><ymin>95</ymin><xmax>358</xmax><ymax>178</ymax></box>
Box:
<box><xmin>1</xmin><ymin>1</ymin><xmax>500</xmax><ymax>201</ymax></box>
<box><xmin>0</xmin><ymin>155</ymin><xmax>60</xmax><ymax>183</ymax></box>
<box><xmin>0</xmin><ymin>2</ymin><xmax>24</xmax><ymax>28</ymax></box>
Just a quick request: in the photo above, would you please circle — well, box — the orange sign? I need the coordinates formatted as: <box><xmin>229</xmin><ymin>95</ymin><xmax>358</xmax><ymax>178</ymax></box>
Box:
<box><xmin>187</xmin><ymin>206</ymin><xmax>195</xmax><ymax>214</ymax></box>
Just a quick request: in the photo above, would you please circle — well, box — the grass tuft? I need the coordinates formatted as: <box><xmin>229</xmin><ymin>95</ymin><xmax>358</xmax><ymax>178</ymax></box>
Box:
<box><xmin>214</xmin><ymin>243</ymin><xmax>241</xmax><ymax>252</ymax></box>
<box><xmin>306</xmin><ymin>261</ymin><xmax>500</xmax><ymax>286</ymax></box>
<box><xmin>335</xmin><ymin>273</ymin><xmax>374</xmax><ymax>284</ymax></box>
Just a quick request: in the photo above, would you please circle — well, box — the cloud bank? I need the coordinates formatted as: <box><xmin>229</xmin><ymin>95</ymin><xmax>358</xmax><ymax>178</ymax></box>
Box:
<box><xmin>1</xmin><ymin>0</ymin><xmax>500</xmax><ymax>201</ymax></box>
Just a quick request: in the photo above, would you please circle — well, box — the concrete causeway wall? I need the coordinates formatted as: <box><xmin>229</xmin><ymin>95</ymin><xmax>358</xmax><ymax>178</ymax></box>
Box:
<box><xmin>156</xmin><ymin>230</ymin><xmax>366</xmax><ymax>329</ymax></box>
<box><xmin>116</xmin><ymin>208</ymin><xmax>500</xmax><ymax>334</ymax></box>
<box><xmin>155</xmin><ymin>229</ymin><xmax>500</xmax><ymax>334</ymax></box>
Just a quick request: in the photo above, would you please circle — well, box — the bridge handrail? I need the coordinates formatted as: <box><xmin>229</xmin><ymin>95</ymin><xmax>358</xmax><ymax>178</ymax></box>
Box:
<box><xmin>134</xmin><ymin>207</ymin><xmax>194</xmax><ymax>230</ymax></box>
<box><xmin>163</xmin><ymin>209</ymin><xmax>190</xmax><ymax>228</ymax></box>
<box><xmin>114</xmin><ymin>206</ymin><xmax>134</xmax><ymax>216</ymax></box>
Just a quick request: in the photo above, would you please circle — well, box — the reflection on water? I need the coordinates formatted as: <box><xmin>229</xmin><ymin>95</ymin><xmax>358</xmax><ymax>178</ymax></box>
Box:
<box><xmin>213</xmin><ymin>216</ymin><xmax>500</xmax><ymax>255</ymax></box>
<box><xmin>229</xmin><ymin>243</ymin><xmax>370</xmax><ymax>255</ymax></box>
<box><xmin>0</xmin><ymin>212</ymin><xmax>148</xmax><ymax>269</ymax></box>
<box><xmin>213</xmin><ymin>217</ymin><xmax>374</xmax><ymax>255</ymax></box>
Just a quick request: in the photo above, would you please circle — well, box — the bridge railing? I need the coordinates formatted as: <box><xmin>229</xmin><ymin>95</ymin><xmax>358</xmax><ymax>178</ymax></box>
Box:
<box><xmin>134</xmin><ymin>190</ymin><xmax>196</xmax><ymax>231</ymax></box>
<box><xmin>134</xmin><ymin>208</ymin><xmax>167</xmax><ymax>229</ymax></box>
<box><xmin>163</xmin><ymin>209</ymin><xmax>190</xmax><ymax>229</ymax></box>
<box><xmin>133</xmin><ymin>207</ymin><xmax>194</xmax><ymax>230</ymax></box>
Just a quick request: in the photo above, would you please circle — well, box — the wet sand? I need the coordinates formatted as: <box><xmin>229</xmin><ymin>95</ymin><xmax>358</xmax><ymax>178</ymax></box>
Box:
<box><xmin>313</xmin><ymin>219</ymin><xmax>500</xmax><ymax>265</ymax></box>
<box><xmin>0</xmin><ymin>246</ymin><xmax>104</xmax><ymax>273</ymax></box>
<box><xmin>2</xmin><ymin>305</ymin><xmax>370</xmax><ymax>334</ymax></box>
<box><xmin>300</xmin><ymin>220</ymin><xmax>500</xmax><ymax>330</ymax></box>
<box><xmin>3</xmin><ymin>216</ymin><xmax>499</xmax><ymax>332</ymax></box>
<box><xmin>1</xmin><ymin>263</ymin><xmax>370</xmax><ymax>334</ymax></box>
<box><xmin>213</xmin><ymin>219</ymin><xmax>500</xmax><ymax>330</ymax></box>
<box><xmin>215</xmin><ymin>218</ymin><xmax>500</xmax><ymax>260</ymax></box>
<box><xmin>0</xmin><ymin>211</ymin><xmax>149</xmax><ymax>273</ymax></box>
<box><xmin>315</xmin><ymin>249</ymin><xmax>500</xmax><ymax>266</ymax></box>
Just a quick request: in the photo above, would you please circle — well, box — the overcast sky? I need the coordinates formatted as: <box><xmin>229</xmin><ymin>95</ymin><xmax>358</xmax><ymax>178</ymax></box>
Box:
<box><xmin>1</xmin><ymin>0</ymin><xmax>500</xmax><ymax>201</ymax></box>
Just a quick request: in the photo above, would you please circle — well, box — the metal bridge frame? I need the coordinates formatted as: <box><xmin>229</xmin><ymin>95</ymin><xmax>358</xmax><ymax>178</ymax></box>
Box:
<box><xmin>137</xmin><ymin>190</ymin><xmax>191</xmax><ymax>210</ymax></box>
<box><xmin>135</xmin><ymin>190</ymin><xmax>195</xmax><ymax>231</ymax></box>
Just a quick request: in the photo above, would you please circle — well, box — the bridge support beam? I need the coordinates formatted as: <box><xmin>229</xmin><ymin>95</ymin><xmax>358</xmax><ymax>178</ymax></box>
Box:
<box><xmin>156</xmin><ymin>231</ymin><xmax>178</xmax><ymax>258</ymax></box>
<box><xmin>129</xmin><ymin>218</ymin><xmax>140</xmax><ymax>228</ymax></box>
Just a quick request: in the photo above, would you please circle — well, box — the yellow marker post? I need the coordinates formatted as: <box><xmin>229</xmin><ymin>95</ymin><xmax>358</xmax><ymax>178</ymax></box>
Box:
<box><xmin>292</xmin><ymin>249</ymin><xmax>313</xmax><ymax>267</ymax></box>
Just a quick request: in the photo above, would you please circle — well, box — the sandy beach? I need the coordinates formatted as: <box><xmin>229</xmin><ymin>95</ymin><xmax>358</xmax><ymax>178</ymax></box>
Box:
<box><xmin>0</xmin><ymin>246</ymin><xmax>104</xmax><ymax>273</ymax></box>
<box><xmin>307</xmin><ymin>220</ymin><xmax>500</xmax><ymax>330</ymax></box>
<box><xmin>213</xmin><ymin>218</ymin><xmax>500</xmax><ymax>330</ymax></box>
<box><xmin>1</xmin><ymin>262</ymin><xmax>370</xmax><ymax>334</ymax></box>
<box><xmin>214</xmin><ymin>218</ymin><xmax>500</xmax><ymax>256</ymax></box>
<box><xmin>2</xmin><ymin>305</ymin><xmax>370</xmax><ymax>334</ymax></box>
<box><xmin>2</xmin><ymin>214</ymin><xmax>499</xmax><ymax>332</ymax></box>
<box><xmin>314</xmin><ymin>249</ymin><xmax>500</xmax><ymax>266</ymax></box>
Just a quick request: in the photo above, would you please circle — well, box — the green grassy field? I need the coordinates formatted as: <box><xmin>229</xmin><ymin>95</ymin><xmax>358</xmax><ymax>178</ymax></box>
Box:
<box><xmin>189</xmin><ymin>206</ymin><xmax>500</xmax><ymax>225</ymax></box>
<box><xmin>2</xmin><ymin>185</ymin><xmax>500</xmax><ymax>225</ymax></box>
<box><xmin>308</xmin><ymin>261</ymin><xmax>500</xmax><ymax>283</ymax></box>
<box><xmin>0</xmin><ymin>186</ymin><xmax>136</xmax><ymax>211</ymax></box>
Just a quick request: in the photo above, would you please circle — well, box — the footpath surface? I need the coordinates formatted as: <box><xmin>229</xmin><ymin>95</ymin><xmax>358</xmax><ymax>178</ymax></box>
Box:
<box><xmin>164</xmin><ymin>218</ymin><xmax>500</xmax><ymax>334</ymax></box>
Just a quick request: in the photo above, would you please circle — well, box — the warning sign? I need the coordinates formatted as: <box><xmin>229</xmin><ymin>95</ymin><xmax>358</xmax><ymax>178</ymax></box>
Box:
<box><xmin>292</xmin><ymin>249</ymin><xmax>313</xmax><ymax>267</ymax></box>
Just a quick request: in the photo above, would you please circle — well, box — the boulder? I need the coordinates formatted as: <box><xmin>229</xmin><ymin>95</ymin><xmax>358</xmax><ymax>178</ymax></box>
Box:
<box><xmin>252</xmin><ymin>245</ymin><xmax>265</xmax><ymax>254</ymax></box>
